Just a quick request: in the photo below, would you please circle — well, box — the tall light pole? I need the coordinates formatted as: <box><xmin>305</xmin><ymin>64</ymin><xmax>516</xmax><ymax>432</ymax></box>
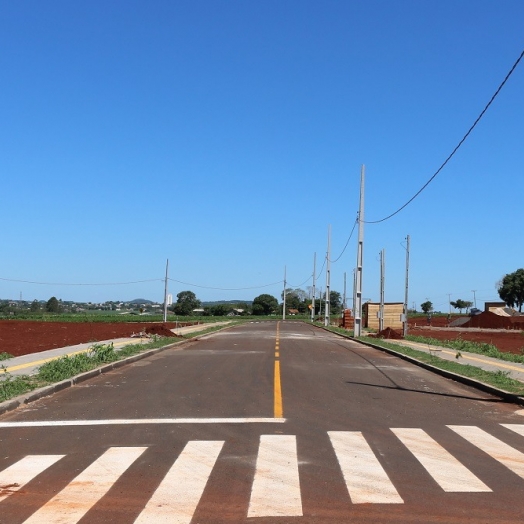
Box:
<box><xmin>379</xmin><ymin>249</ymin><xmax>385</xmax><ymax>332</ymax></box>
<box><xmin>311</xmin><ymin>253</ymin><xmax>316</xmax><ymax>322</ymax></box>
<box><xmin>403</xmin><ymin>235</ymin><xmax>410</xmax><ymax>338</ymax></box>
<box><xmin>354</xmin><ymin>165</ymin><xmax>365</xmax><ymax>337</ymax></box>
<box><xmin>282</xmin><ymin>266</ymin><xmax>287</xmax><ymax>320</ymax></box>
<box><xmin>163</xmin><ymin>259</ymin><xmax>169</xmax><ymax>323</ymax></box>
<box><xmin>472</xmin><ymin>290</ymin><xmax>477</xmax><ymax>309</ymax></box>
<box><xmin>324</xmin><ymin>225</ymin><xmax>331</xmax><ymax>327</ymax></box>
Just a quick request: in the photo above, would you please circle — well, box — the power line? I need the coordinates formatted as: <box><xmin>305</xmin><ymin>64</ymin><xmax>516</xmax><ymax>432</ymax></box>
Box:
<box><xmin>366</xmin><ymin>47</ymin><xmax>524</xmax><ymax>224</ymax></box>
<box><xmin>330</xmin><ymin>214</ymin><xmax>358</xmax><ymax>263</ymax></box>
<box><xmin>287</xmin><ymin>275</ymin><xmax>313</xmax><ymax>289</ymax></box>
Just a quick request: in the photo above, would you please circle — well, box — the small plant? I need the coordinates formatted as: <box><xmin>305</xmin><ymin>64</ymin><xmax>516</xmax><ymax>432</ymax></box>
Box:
<box><xmin>88</xmin><ymin>342</ymin><xmax>116</xmax><ymax>363</ymax></box>
<box><xmin>0</xmin><ymin>352</ymin><xmax>13</xmax><ymax>361</ymax></box>
<box><xmin>0</xmin><ymin>365</ymin><xmax>39</xmax><ymax>402</ymax></box>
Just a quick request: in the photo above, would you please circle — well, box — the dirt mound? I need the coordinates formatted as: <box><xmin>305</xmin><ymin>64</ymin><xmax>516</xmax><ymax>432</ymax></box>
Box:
<box><xmin>376</xmin><ymin>327</ymin><xmax>403</xmax><ymax>339</ymax></box>
<box><xmin>144</xmin><ymin>324</ymin><xmax>180</xmax><ymax>338</ymax></box>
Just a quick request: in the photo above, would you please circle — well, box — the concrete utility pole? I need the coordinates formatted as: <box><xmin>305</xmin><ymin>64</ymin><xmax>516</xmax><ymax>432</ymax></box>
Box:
<box><xmin>403</xmin><ymin>235</ymin><xmax>410</xmax><ymax>337</ymax></box>
<box><xmin>472</xmin><ymin>290</ymin><xmax>477</xmax><ymax>308</ymax></box>
<box><xmin>343</xmin><ymin>272</ymin><xmax>347</xmax><ymax>311</ymax></box>
<box><xmin>311</xmin><ymin>253</ymin><xmax>316</xmax><ymax>322</ymax></box>
<box><xmin>379</xmin><ymin>249</ymin><xmax>385</xmax><ymax>332</ymax></box>
<box><xmin>354</xmin><ymin>165</ymin><xmax>365</xmax><ymax>337</ymax></box>
<box><xmin>282</xmin><ymin>266</ymin><xmax>287</xmax><ymax>320</ymax></box>
<box><xmin>324</xmin><ymin>225</ymin><xmax>331</xmax><ymax>327</ymax></box>
<box><xmin>319</xmin><ymin>287</ymin><xmax>323</xmax><ymax>317</ymax></box>
<box><xmin>163</xmin><ymin>259</ymin><xmax>169</xmax><ymax>323</ymax></box>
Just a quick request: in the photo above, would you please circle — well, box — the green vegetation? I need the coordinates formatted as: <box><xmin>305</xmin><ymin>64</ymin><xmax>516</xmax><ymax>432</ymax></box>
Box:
<box><xmin>252</xmin><ymin>294</ymin><xmax>279</xmax><ymax>315</ymax></box>
<box><xmin>498</xmin><ymin>268</ymin><xmax>524</xmax><ymax>312</ymax></box>
<box><xmin>406</xmin><ymin>335</ymin><xmax>524</xmax><ymax>364</ymax></box>
<box><xmin>0</xmin><ymin>353</ymin><xmax>13</xmax><ymax>361</ymax></box>
<box><xmin>317</xmin><ymin>323</ymin><xmax>524</xmax><ymax>396</ymax></box>
<box><xmin>450</xmin><ymin>299</ymin><xmax>473</xmax><ymax>314</ymax></box>
<box><xmin>359</xmin><ymin>338</ymin><xmax>524</xmax><ymax>395</ymax></box>
<box><xmin>420</xmin><ymin>301</ymin><xmax>433</xmax><ymax>314</ymax></box>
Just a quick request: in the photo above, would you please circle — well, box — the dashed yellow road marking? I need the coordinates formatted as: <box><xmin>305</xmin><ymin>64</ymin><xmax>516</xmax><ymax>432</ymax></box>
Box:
<box><xmin>274</xmin><ymin>321</ymin><xmax>283</xmax><ymax>418</ymax></box>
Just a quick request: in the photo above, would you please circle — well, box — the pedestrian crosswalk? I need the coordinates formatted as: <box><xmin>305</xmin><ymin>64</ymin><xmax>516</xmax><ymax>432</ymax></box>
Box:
<box><xmin>1</xmin><ymin>424</ymin><xmax>524</xmax><ymax>522</ymax></box>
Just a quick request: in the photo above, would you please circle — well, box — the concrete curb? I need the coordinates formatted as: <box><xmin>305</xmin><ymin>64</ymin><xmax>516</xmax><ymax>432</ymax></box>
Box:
<box><xmin>315</xmin><ymin>324</ymin><xmax>524</xmax><ymax>407</ymax></box>
<box><xmin>0</xmin><ymin>323</ymin><xmax>239</xmax><ymax>417</ymax></box>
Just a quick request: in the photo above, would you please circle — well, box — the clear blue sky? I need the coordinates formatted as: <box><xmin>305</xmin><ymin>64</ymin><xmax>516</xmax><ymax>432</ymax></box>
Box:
<box><xmin>2</xmin><ymin>0</ymin><xmax>523</xmax><ymax>311</ymax></box>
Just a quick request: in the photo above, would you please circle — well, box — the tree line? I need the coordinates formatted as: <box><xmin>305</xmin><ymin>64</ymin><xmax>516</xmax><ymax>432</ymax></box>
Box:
<box><xmin>171</xmin><ymin>288</ymin><xmax>344</xmax><ymax>317</ymax></box>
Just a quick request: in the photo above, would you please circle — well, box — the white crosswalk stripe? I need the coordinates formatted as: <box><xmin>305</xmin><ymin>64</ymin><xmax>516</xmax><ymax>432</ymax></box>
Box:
<box><xmin>502</xmin><ymin>423</ymin><xmax>524</xmax><ymax>438</ymax></box>
<box><xmin>448</xmin><ymin>425</ymin><xmax>524</xmax><ymax>480</ymax></box>
<box><xmin>328</xmin><ymin>431</ymin><xmax>403</xmax><ymax>504</ymax></box>
<box><xmin>391</xmin><ymin>428</ymin><xmax>491</xmax><ymax>492</ymax></box>
<box><xmin>23</xmin><ymin>447</ymin><xmax>147</xmax><ymax>524</ymax></box>
<box><xmin>1</xmin><ymin>425</ymin><xmax>524</xmax><ymax>522</ymax></box>
<box><xmin>135</xmin><ymin>440</ymin><xmax>224</xmax><ymax>524</ymax></box>
<box><xmin>0</xmin><ymin>455</ymin><xmax>65</xmax><ymax>503</ymax></box>
<box><xmin>248</xmin><ymin>434</ymin><xmax>302</xmax><ymax>517</ymax></box>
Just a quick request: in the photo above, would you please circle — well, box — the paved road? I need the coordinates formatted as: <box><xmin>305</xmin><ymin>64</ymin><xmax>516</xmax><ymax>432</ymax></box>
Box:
<box><xmin>1</xmin><ymin>321</ymin><xmax>524</xmax><ymax>523</ymax></box>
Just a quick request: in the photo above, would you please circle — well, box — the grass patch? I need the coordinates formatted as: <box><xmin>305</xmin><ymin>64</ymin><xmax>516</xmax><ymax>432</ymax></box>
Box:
<box><xmin>406</xmin><ymin>335</ymin><xmax>524</xmax><ymax>364</ymax></box>
<box><xmin>0</xmin><ymin>352</ymin><xmax>13</xmax><ymax>361</ymax></box>
<box><xmin>360</xmin><ymin>338</ymin><xmax>524</xmax><ymax>396</ymax></box>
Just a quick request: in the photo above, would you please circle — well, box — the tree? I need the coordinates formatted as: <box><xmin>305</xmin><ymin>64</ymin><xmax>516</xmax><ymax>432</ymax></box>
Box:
<box><xmin>30</xmin><ymin>300</ymin><xmax>40</xmax><ymax>312</ymax></box>
<box><xmin>498</xmin><ymin>269</ymin><xmax>524</xmax><ymax>313</ymax></box>
<box><xmin>252</xmin><ymin>294</ymin><xmax>278</xmax><ymax>315</ymax></box>
<box><xmin>450</xmin><ymin>299</ymin><xmax>473</xmax><ymax>314</ymax></box>
<box><xmin>328</xmin><ymin>290</ymin><xmax>343</xmax><ymax>315</ymax></box>
<box><xmin>420</xmin><ymin>300</ymin><xmax>433</xmax><ymax>314</ymax></box>
<box><xmin>172</xmin><ymin>290</ymin><xmax>201</xmax><ymax>316</ymax></box>
<box><xmin>46</xmin><ymin>296</ymin><xmax>60</xmax><ymax>313</ymax></box>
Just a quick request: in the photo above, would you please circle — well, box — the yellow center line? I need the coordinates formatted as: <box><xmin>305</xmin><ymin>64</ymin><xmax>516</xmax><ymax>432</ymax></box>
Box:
<box><xmin>274</xmin><ymin>360</ymin><xmax>283</xmax><ymax>418</ymax></box>
<box><xmin>274</xmin><ymin>321</ymin><xmax>283</xmax><ymax>418</ymax></box>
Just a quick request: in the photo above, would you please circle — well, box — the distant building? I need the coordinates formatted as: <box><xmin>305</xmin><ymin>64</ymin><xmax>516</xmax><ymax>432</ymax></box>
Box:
<box><xmin>363</xmin><ymin>302</ymin><xmax>403</xmax><ymax>330</ymax></box>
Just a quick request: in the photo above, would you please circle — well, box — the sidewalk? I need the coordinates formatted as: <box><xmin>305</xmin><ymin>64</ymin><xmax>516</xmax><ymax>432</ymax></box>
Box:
<box><xmin>383</xmin><ymin>338</ymin><xmax>524</xmax><ymax>384</ymax></box>
<box><xmin>2</xmin><ymin>322</ymin><xmax>232</xmax><ymax>378</ymax></box>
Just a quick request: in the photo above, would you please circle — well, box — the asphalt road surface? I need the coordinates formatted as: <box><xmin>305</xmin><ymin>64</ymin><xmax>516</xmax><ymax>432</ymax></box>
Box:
<box><xmin>1</xmin><ymin>321</ymin><xmax>524</xmax><ymax>523</ymax></box>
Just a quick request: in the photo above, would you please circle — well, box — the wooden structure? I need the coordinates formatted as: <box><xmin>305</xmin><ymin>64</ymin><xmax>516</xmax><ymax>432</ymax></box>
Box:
<box><xmin>363</xmin><ymin>302</ymin><xmax>403</xmax><ymax>330</ymax></box>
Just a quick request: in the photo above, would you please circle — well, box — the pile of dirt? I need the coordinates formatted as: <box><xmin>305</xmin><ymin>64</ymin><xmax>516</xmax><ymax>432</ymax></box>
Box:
<box><xmin>144</xmin><ymin>324</ymin><xmax>180</xmax><ymax>338</ymax></box>
<box><xmin>374</xmin><ymin>327</ymin><xmax>403</xmax><ymax>340</ymax></box>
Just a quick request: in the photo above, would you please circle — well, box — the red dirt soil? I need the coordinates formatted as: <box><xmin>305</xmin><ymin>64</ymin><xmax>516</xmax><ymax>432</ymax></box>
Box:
<box><xmin>407</xmin><ymin>316</ymin><xmax>524</xmax><ymax>355</ymax></box>
<box><xmin>0</xmin><ymin>321</ymin><xmax>190</xmax><ymax>358</ymax></box>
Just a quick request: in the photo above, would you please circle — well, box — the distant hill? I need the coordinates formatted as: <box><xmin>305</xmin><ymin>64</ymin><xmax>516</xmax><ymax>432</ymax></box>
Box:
<box><xmin>128</xmin><ymin>298</ymin><xmax>154</xmax><ymax>305</ymax></box>
<box><xmin>202</xmin><ymin>300</ymin><xmax>252</xmax><ymax>306</ymax></box>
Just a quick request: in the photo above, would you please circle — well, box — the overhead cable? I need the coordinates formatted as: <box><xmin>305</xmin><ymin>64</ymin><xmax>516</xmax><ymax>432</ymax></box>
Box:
<box><xmin>366</xmin><ymin>47</ymin><xmax>524</xmax><ymax>224</ymax></box>
<box><xmin>330</xmin><ymin>215</ymin><xmax>358</xmax><ymax>263</ymax></box>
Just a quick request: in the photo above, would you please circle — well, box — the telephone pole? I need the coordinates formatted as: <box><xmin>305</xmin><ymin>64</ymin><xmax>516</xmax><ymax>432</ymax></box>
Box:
<box><xmin>163</xmin><ymin>259</ymin><xmax>169</xmax><ymax>323</ymax></box>
<box><xmin>403</xmin><ymin>235</ymin><xmax>410</xmax><ymax>337</ymax></box>
<box><xmin>311</xmin><ymin>253</ymin><xmax>316</xmax><ymax>322</ymax></box>
<box><xmin>354</xmin><ymin>165</ymin><xmax>365</xmax><ymax>337</ymax></box>
<box><xmin>282</xmin><ymin>266</ymin><xmax>287</xmax><ymax>320</ymax></box>
<box><xmin>324</xmin><ymin>225</ymin><xmax>331</xmax><ymax>327</ymax></box>
<box><xmin>379</xmin><ymin>249</ymin><xmax>385</xmax><ymax>332</ymax></box>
